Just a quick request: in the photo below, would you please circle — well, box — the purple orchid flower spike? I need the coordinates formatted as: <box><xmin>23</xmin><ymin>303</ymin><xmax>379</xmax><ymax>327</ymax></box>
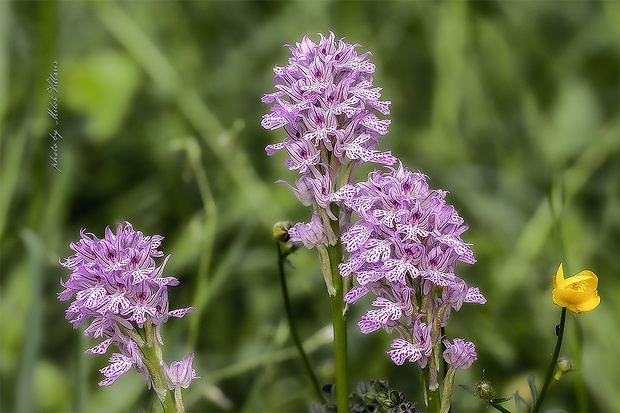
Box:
<box><xmin>262</xmin><ymin>31</ymin><xmax>395</xmax><ymax>252</ymax></box>
<box><xmin>59</xmin><ymin>222</ymin><xmax>197</xmax><ymax>413</ymax></box>
<box><xmin>337</xmin><ymin>163</ymin><xmax>485</xmax><ymax>407</ymax></box>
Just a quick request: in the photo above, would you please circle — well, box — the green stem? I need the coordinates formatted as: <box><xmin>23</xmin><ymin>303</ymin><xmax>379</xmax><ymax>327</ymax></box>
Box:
<box><xmin>489</xmin><ymin>401</ymin><xmax>512</xmax><ymax>413</ymax></box>
<box><xmin>174</xmin><ymin>387</ymin><xmax>185</xmax><ymax>413</ymax></box>
<box><xmin>276</xmin><ymin>240</ymin><xmax>325</xmax><ymax>402</ymax></box>
<box><xmin>421</xmin><ymin>368</ymin><xmax>441</xmax><ymax>413</ymax></box>
<box><xmin>137</xmin><ymin>321</ymin><xmax>177</xmax><ymax>413</ymax></box>
<box><xmin>328</xmin><ymin>241</ymin><xmax>349</xmax><ymax>412</ymax></box>
<box><xmin>533</xmin><ymin>307</ymin><xmax>566</xmax><ymax>413</ymax></box>
<box><xmin>139</xmin><ymin>341</ymin><xmax>176</xmax><ymax>413</ymax></box>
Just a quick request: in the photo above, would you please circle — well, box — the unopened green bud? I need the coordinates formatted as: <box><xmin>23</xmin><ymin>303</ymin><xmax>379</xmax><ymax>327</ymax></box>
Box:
<box><xmin>376</xmin><ymin>391</ymin><xmax>389</xmax><ymax>405</ymax></box>
<box><xmin>474</xmin><ymin>380</ymin><xmax>495</xmax><ymax>401</ymax></box>
<box><xmin>373</xmin><ymin>380</ymin><xmax>385</xmax><ymax>393</ymax></box>
<box><xmin>363</xmin><ymin>392</ymin><xmax>376</xmax><ymax>404</ymax></box>
<box><xmin>554</xmin><ymin>357</ymin><xmax>574</xmax><ymax>380</ymax></box>
<box><xmin>324</xmin><ymin>403</ymin><xmax>337</xmax><ymax>413</ymax></box>
<box><xmin>273</xmin><ymin>221</ymin><xmax>291</xmax><ymax>242</ymax></box>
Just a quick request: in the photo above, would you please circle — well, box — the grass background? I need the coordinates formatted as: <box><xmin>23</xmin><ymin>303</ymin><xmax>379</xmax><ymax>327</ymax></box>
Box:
<box><xmin>1</xmin><ymin>1</ymin><xmax>618</xmax><ymax>412</ymax></box>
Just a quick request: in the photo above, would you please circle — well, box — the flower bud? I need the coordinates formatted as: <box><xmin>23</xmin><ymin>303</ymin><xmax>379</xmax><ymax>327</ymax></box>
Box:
<box><xmin>554</xmin><ymin>357</ymin><xmax>574</xmax><ymax>380</ymax></box>
<box><xmin>273</xmin><ymin>221</ymin><xmax>292</xmax><ymax>242</ymax></box>
<box><xmin>363</xmin><ymin>392</ymin><xmax>376</xmax><ymax>404</ymax></box>
<box><xmin>375</xmin><ymin>391</ymin><xmax>389</xmax><ymax>405</ymax></box>
<box><xmin>474</xmin><ymin>380</ymin><xmax>495</xmax><ymax>402</ymax></box>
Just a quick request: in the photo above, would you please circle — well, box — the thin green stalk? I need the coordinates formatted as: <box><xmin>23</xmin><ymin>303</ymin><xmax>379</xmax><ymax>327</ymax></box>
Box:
<box><xmin>533</xmin><ymin>307</ymin><xmax>566</xmax><ymax>413</ymax></box>
<box><xmin>327</xmin><ymin>241</ymin><xmax>348</xmax><ymax>412</ymax></box>
<box><xmin>276</xmin><ymin>240</ymin><xmax>324</xmax><ymax>402</ymax></box>
<box><xmin>489</xmin><ymin>401</ymin><xmax>512</xmax><ymax>413</ymax></box>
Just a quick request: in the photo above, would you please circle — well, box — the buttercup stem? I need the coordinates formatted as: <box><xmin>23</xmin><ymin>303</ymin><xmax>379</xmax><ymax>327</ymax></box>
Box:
<box><xmin>275</xmin><ymin>240</ymin><xmax>324</xmax><ymax>402</ymax></box>
<box><xmin>533</xmin><ymin>306</ymin><xmax>566</xmax><ymax>413</ymax></box>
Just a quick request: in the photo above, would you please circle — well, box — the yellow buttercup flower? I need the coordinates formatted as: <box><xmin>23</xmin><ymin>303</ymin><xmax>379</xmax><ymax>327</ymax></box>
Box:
<box><xmin>552</xmin><ymin>263</ymin><xmax>600</xmax><ymax>313</ymax></box>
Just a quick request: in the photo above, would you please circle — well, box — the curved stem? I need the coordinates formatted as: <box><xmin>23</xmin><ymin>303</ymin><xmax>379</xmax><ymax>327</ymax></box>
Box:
<box><xmin>276</xmin><ymin>240</ymin><xmax>325</xmax><ymax>402</ymax></box>
<box><xmin>533</xmin><ymin>307</ymin><xmax>566</xmax><ymax>413</ymax></box>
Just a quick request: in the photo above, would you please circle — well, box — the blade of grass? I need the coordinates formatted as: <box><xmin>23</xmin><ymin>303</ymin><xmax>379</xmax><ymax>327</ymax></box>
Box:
<box><xmin>202</xmin><ymin>325</ymin><xmax>332</xmax><ymax>385</ymax></box>
<box><xmin>93</xmin><ymin>2</ymin><xmax>282</xmax><ymax>229</ymax></box>
<box><xmin>15</xmin><ymin>230</ymin><xmax>44</xmax><ymax>412</ymax></box>
<box><xmin>174</xmin><ymin>137</ymin><xmax>218</xmax><ymax>351</ymax></box>
<box><xmin>496</xmin><ymin>125</ymin><xmax>618</xmax><ymax>297</ymax></box>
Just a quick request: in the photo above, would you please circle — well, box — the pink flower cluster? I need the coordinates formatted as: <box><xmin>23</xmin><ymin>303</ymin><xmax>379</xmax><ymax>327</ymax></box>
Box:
<box><xmin>336</xmin><ymin>164</ymin><xmax>485</xmax><ymax>383</ymax></box>
<box><xmin>59</xmin><ymin>222</ymin><xmax>197</xmax><ymax>387</ymax></box>
<box><xmin>262</xmin><ymin>32</ymin><xmax>395</xmax><ymax>248</ymax></box>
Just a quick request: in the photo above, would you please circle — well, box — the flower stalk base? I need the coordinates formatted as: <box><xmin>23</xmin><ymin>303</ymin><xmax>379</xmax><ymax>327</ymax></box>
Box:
<box><xmin>329</xmin><ymin>240</ymin><xmax>349</xmax><ymax>412</ymax></box>
<box><xmin>138</xmin><ymin>327</ymin><xmax>176</xmax><ymax>413</ymax></box>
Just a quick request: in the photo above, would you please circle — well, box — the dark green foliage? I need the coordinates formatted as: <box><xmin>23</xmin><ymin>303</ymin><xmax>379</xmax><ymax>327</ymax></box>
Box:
<box><xmin>316</xmin><ymin>380</ymin><xmax>419</xmax><ymax>413</ymax></box>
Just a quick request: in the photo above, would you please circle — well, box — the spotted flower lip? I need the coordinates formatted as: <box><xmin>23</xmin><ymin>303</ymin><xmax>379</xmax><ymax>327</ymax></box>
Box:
<box><xmin>552</xmin><ymin>263</ymin><xmax>600</xmax><ymax>313</ymax></box>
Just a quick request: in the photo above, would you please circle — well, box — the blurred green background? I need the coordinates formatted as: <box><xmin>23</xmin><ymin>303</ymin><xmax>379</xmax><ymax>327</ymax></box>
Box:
<box><xmin>1</xmin><ymin>1</ymin><xmax>618</xmax><ymax>412</ymax></box>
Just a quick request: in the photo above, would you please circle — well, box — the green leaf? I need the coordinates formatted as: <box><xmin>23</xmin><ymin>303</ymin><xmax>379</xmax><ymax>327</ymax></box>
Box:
<box><xmin>459</xmin><ymin>384</ymin><xmax>476</xmax><ymax>396</ymax></box>
<box><xmin>514</xmin><ymin>390</ymin><xmax>530</xmax><ymax>413</ymax></box>
<box><xmin>528</xmin><ymin>374</ymin><xmax>538</xmax><ymax>407</ymax></box>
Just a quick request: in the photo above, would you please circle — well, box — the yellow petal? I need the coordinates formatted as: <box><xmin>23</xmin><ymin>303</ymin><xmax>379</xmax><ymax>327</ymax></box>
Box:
<box><xmin>564</xmin><ymin>270</ymin><xmax>598</xmax><ymax>293</ymax></box>
<box><xmin>552</xmin><ymin>289</ymin><xmax>600</xmax><ymax>314</ymax></box>
<box><xmin>552</xmin><ymin>263</ymin><xmax>565</xmax><ymax>289</ymax></box>
<box><xmin>575</xmin><ymin>294</ymin><xmax>601</xmax><ymax>313</ymax></box>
